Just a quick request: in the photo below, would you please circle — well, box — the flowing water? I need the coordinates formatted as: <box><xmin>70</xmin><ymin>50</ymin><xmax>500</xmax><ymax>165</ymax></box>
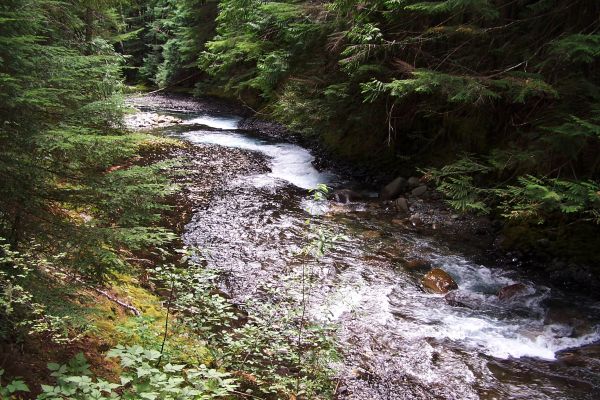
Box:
<box><xmin>130</xmin><ymin>96</ymin><xmax>600</xmax><ymax>399</ymax></box>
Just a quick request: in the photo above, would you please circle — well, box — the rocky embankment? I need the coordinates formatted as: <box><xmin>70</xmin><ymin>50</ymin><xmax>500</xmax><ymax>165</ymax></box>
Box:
<box><xmin>331</xmin><ymin>171</ymin><xmax>600</xmax><ymax>298</ymax></box>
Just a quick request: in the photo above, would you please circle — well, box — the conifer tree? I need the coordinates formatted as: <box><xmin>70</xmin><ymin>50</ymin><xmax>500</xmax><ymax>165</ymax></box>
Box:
<box><xmin>0</xmin><ymin>0</ymin><xmax>174</xmax><ymax>278</ymax></box>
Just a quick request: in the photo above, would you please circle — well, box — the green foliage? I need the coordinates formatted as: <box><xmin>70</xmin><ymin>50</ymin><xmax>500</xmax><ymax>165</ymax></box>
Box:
<box><xmin>200</xmin><ymin>0</ymin><xmax>322</xmax><ymax>99</ymax></box>
<box><xmin>0</xmin><ymin>369</ymin><xmax>30</xmax><ymax>399</ymax></box>
<box><xmin>551</xmin><ymin>34</ymin><xmax>600</xmax><ymax>64</ymax></box>
<box><xmin>0</xmin><ymin>0</ymin><xmax>177</xmax><ymax>279</ymax></box>
<box><xmin>404</xmin><ymin>0</ymin><xmax>499</xmax><ymax>19</ymax></box>
<box><xmin>148</xmin><ymin>250</ymin><xmax>338</xmax><ymax>399</ymax></box>
<box><xmin>498</xmin><ymin>177</ymin><xmax>600</xmax><ymax>224</ymax></box>
<box><xmin>427</xmin><ymin>156</ymin><xmax>600</xmax><ymax>224</ymax></box>
<box><xmin>362</xmin><ymin>72</ymin><xmax>499</xmax><ymax>104</ymax></box>
<box><xmin>426</xmin><ymin>156</ymin><xmax>492</xmax><ymax>213</ymax></box>
<box><xmin>32</xmin><ymin>347</ymin><xmax>237</xmax><ymax>399</ymax></box>
<box><xmin>0</xmin><ymin>240</ymin><xmax>74</xmax><ymax>344</ymax></box>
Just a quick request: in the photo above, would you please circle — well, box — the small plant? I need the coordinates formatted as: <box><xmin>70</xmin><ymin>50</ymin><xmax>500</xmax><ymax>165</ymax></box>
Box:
<box><xmin>148</xmin><ymin>248</ymin><xmax>338</xmax><ymax>399</ymax></box>
<box><xmin>0</xmin><ymin>369</ymin><xmax>30</xmax><ymax>399</ymax></box>
<box><xmin>36</xmin><ymin>346</ymin><xmax>237</xmax><ymax>400</ymax></box>
<box><xmin>0</xmin><ymin>240</ymin><xmax>74</xmax><ymax>344</ymax></box>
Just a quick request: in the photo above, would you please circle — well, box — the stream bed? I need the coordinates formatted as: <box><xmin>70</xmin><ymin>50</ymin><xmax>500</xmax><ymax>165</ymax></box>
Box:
<box><xmin>128</xmin><ymin>95</ymin><xmax>600</xmax><ymax>400</ymax></box>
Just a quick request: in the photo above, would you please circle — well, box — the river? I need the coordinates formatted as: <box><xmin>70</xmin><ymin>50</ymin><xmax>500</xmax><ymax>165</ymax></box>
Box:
<box><xmin>128</xmin><ymin>95</ymin><xmax>600</xmax><ymax>400</ymax></box>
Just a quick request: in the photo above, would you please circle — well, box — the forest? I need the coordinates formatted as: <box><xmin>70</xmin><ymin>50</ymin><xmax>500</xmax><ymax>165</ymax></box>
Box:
<box><xmin>1</xmin><ymin>0</ymin><xmax>599</xmax><ymax>399</ymax></box>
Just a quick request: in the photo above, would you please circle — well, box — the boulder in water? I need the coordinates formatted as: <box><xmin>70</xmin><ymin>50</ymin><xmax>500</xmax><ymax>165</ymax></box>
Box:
<box><xmin>379</xmin><ymin>177</ymin><xmax>408</xmax><ymax>200</ymax></box>
<box><xmin>332</xmin><ymin>189</ymin><xmax>364</xmax><ymax>203</ymax></box>
<box><xmin>444</xmin><ymin>290</ymin><xmax>481</xmax><ymax>309</ymax></box>
<box><xmin>422</xmin><ymin>268</ymin><xmax>458</xmax><ymax>294</ymax></box>
<box><xmin>403</xmin><ymin>258</ymin><xmax>431</xmax><ymax>270</ymax></box>
<box><xmin>497</xmin><ymin>283</ymin><xmax>528</xmax><ymax>301</ymax></box>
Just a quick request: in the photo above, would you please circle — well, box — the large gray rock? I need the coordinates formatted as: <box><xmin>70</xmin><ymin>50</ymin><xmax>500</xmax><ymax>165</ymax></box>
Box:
<box><xmin>407</xmin><ymin>176</ymin><xmax>421</xmax><ymax>188</ymax></box>
<box><xmin>379</xmin><ymin>177</ymin><xmax>408</xmax><ymax>200</ymax></box>
<box><xmin>445</xmin><ymin>291</ymin><xmax>482</xmax><ymax>309</ymax></box>
<box><xmin>411</xmin><ymin>185</ymin><xmax>428</xmax><ymax>197</ymax></box>
<box><xmin>394</xmin><ymin>197</ymin><xmax>409</xmax><ymax>213</ymax></box>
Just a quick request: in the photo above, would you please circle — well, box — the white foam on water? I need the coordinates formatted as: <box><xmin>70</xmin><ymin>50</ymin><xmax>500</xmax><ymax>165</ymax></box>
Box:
<box><xmin>326</xmin><ymin>243</ymin><xmax>600</xmax><ymax>361</ymax></box>
<box><xmin>300</xmin><ymin>198</ymin><xmax>330</xmax><ymax>216</ymax></box>
<box><xmin>183</xmin><ymin>115</ymin><xmax>242</xmax><ymax>130</ymax></box>
<box><xmin>184</xmin><ymin>131</ymin><xmax>334</xmax><ymax>189</ymax></box>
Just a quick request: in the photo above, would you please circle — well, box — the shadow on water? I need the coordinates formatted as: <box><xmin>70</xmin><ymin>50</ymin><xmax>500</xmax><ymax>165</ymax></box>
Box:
<box><xmin>130</xmin><ymin>96</ymin><xmax>600</xmax><ymax>400</ymax></box>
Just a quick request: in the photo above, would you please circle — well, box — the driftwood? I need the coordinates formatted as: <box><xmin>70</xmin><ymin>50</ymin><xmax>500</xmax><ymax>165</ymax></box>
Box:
<box><xmin>91</xmin><ymin>286</ymin><xmax>141</xmax><ymax>316</ymax></box>
<box><xmin>69</xmin><ymin>275</ymin><xmax>141</xmax><ymax>316</ymax></box>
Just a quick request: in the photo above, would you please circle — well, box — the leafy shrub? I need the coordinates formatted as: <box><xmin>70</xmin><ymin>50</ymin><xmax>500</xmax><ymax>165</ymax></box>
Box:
<box><xmin>5</xmin><ymin>346</ymin><xmax>237</xmax><ymax>400</ymax></box>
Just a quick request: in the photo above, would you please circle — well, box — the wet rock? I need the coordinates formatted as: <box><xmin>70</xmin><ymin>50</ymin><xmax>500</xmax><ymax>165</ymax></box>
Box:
<box><xmin>403</xmin><ymin>258</ymin><xmax>431</xmax><ymax>270</ymax></box>
<box><xmin>379</xmin><ymin>176</ymin><xmax>408</xmax><ymax>200</ymax></box>
<box><xmin>444</xmin><ymin>291</ymin><xmax>481</xmax><ymax>309</ymax></box>
<box><xmin>544</xmin><ymin>307</ymin><xmax>592</xmax><ymax>337</ymax></box>
<box><xmin>557</xmin><ymin>344</ymin><xmax>600</xmax><ymax>368</ymax></box>
<box><xmin>326</xmin><ymin>203</ymin><xmax>350</xmax><ymax>215</ymax></box>
<box><xmin>422</xmin><ymin>268</ymin><xmax>458</xmax><ymax>294</ymax></box>
<box><xmin>411</xmin><ymin>185</ymin><xmax>428</xmax><ymax>197</ymax></box>
<box><xmin>363</xmin><ymin>230</ymin><xmax>382</xmax><ymax>239</ymax></box>
<box><xmin>124</xmin><ymin>111</ymin><xmax>183</xmax><ymax>130</ymax></box>
<box><xmin>332</xmin><ymin>189</ymin><xmax>364</xmax><ymax>203</ymax></box>
<box><xmin>336</xmin><ymin>384</ymin><xmax>349</xmax><ymax>395</ymax></box>
<box><xmin>407</xmin><ymin>176</ymin><xmax>421</xmax><ymax>188</ymax></box>
<box><xmin>497</xmin><ymin>283</ymin><xmax>528</xmax><ymax>301</ymax></box>
<box><xmin>394</xmin><ymin>197</ymin><xmax>410</xmax><ymax>213</ymax></box>
<box><xmin>409</xmin><ymin>214</ymin><xmax>423</xmax><ymax>227</ymax></box>
<box><xmin>391</xmin><ymin>218</ymin><xmax>409</xmax><ymax>226</ymax></box>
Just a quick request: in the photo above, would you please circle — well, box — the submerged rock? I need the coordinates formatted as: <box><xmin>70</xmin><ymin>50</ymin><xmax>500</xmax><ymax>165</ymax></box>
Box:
<box><xmin>332</xmin><ymin>189</ymin><xmax>364</xmax><ymax>203</ymax></box>
<box><xmin>497</xmin><ymin>283</ymin><xmax>528</xmax><ymax>301</ymax></box>
<box><xmin>422</xmin><ymin>268</ymin><xmax>458</xmax><ymax>294</ymax></box>
<box><xmin>362</xmin><ymin>230</ymin><xmax>382</xmax><ymax>239</ymax></box>
<box><xmin>379</xmin><ymin>176</ymin><xmax>408</xmax><ymax>200</ymax></box>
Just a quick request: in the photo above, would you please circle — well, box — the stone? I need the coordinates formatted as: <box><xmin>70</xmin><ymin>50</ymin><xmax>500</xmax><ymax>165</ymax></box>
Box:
<box><xmin>409</xmin><ymin>214</ymin><xmax>423</xmax><ymax>227</ymax></box>
<box><xmin>444</xmin><ymin>291</ymin><xmax>480</xmax><ymax>309</ymax></box>
<box><xmin>404</xmin><ymin>258</ymin><xmax>431</xmax><ymax>270</ymax></box>
<box><xmin>362</xmin><ymin>230</ymin><xmax>382</xmax><ymax>239</ymax></box>
<box><xmin>422</xmin><ymin>268</ymin><xmax>458</xmax><ymax>294</ymax></box>
<box><xmin>379</xmin><ymin>177</ymin><xmax>408</xmax><ymax>200</ymax></box>
<box><xmin>394</xmin><ymin>197</ymin><xmax>409</xmax><ymax>213</ymax></box>
<box><xmin>497</xmin><ymin>283</ymin><xmax>529</xmax><ymax>301</ymax></box>
<box><xmin>332</xmin><ymin>189</ymin><xmax>364</xmax><ymax>203</ymax></box>
<box><xmin>407</xmin><ymin>176</ymin><xmax>421</xmax><ymax>188</ymax></box>
<box><xmin>411</xmin><ymin>185</ymin><xmax>428</xmax><ymax>197</ymax></box>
